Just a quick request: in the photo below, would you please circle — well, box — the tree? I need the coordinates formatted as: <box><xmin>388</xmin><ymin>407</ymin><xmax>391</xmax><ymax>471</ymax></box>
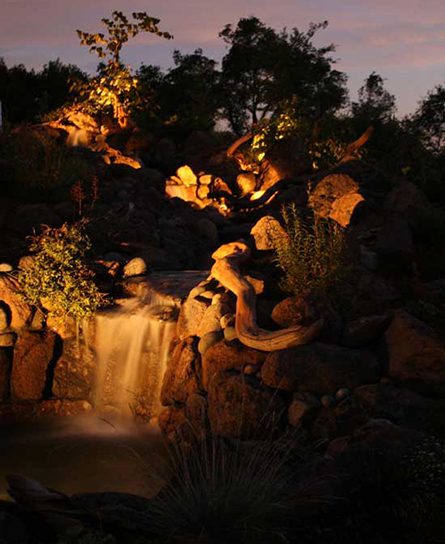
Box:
<box><xmin>351</xmin><ymin>71</ymin><xmax>396</xmax><ymax>123</ymax></box>
<box><xmin>0</xmin><ymin>58</ymin><xmax>88</xmax><ymax>124</ymax></box>
<box><xmin>219</xmin><ymin>17</ymin><xmax>348</xmax><ymax>134</ymax></box>
<box><xmin>74</xmin><ymin>11</ymin><xmax>172</xmax><ymax>127</ymax></box>
<box><xmin>37</xmin><ymin>59</ymin><xmax>88</xmax><ymax>117</ymax></box>
<box><xmin>412</xmin><ymin>83</ymin><xmax>445</xmax><ymax>154</ymax></box>
<box><xmin>0</xmin><ymin>58</ymin><xmax>39</xmax><ymax>123</ymax></box>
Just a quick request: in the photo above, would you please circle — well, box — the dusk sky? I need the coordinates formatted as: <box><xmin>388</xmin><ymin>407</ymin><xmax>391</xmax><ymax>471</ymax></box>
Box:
<box><xmin>2</xmin><ymin>0</ymin><xmax>445</xmax><ymax>117</ymax></box>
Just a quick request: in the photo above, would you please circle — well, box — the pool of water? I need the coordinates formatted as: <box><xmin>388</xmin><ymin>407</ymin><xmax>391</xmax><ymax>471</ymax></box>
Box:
<box><xmin>0</xmin><ymin>415</ymin><xmax>171</xmax><ymax>500</ymax></box>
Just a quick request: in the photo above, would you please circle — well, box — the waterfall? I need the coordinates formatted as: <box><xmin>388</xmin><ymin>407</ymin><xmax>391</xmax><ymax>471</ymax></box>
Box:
<box><xmin>90</xmin><ymin>294</ymin><xmax>177</xmax><ymax>419</ymax></box>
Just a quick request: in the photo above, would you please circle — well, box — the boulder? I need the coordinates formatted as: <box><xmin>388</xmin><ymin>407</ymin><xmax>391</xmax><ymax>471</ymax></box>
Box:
<box><xmin>376</xmin><ymin>217</ymin><xmax>414</xmax><ymax>273</ymax></box>
<box><xmin>328</xmin><ymin>192</ymin><xmax>365</xmax><ymax>228</ymax></box>
<box><xmin>198</xmin><ymin>331</ymin><xmax>223</xmax><ymax>356</ymax></box>
<box><xmin>308</xmin><ymin>174</ymin><xmax>360</xmax><ymax>220</ymax></box>
<box><xmin>0</xmin><ymin>276</ymin><xmax>33</xmax><ymax>330</ymax></box>
<box><xmin>207</xmin><ymin>371</ymin><xmax>285</xmax><ymax>439</ymax></box>
<box><xmin>341</xmin><ymin>313</ymin><xmax>392</xmax><ymax>347</ymax></box>
<box><xmin>176</xmin><ymin>295</ymin><xmax>210</xmax><ymax>339</ymax></box>
<box><xmin>236</xmin><ymin>172</ymin><xmax>257</xmax><ymax>196</ymax></box>
<box><xmin>160</xmin><ymin>337</ymin><xmax>201</xmax><ymax>405</ymax></box>
<box><xmin>272</xmin><ymin>289</ymin><xmax>343</xmax><ymax>344</ymax></box>
<box><xmin>202</xmin><ymin>340</ymin><xmax>267</xmax><ymax>390</ymax></box>
<box><xmin>385</xmin><ymin>311</ymin><xmax>445</xmax><ymax>396</ymax></box>
<box><xmin>0</xmin><ymin>301</ymin><xmax>10</xmax><ymax>331</ymax></box>
<box><xmin>123</xmin><ymin>257</ymin><xmax>148</xmax><ymax>278</ymax></box>
<box><xmin>261</xmin><ymin>343</ymin><xmax>379</xmax><ymax>395</ymax></box>
<box><xmin>250</xmin><ymin>216</ymin><xmax>286</xmax><ymax>251</ymax></box>
<box><xmin>354</xmin><ymin>383</ymin><xmax>427</xmax><ymax>429</ymax></box>
<box><xmin>196</xmin><ymin>302</ymin><xmax>231</xmax><ymax>338</ymax></box>
<box><xmin>52</xmin><ymin>339</ymin><xmax>95</xmax><ymax>400</ymax></box>
<box><xmin>10</xmin><ymin>331</ymin><xmax>57</xmax><ymax>400</ymax></box>
<box><xmin>0</xmin><ymin>348</ymin><xmax>12</xmax><ymax>401</ymax></box>
<box><xmin>158</xmin><ymin>405</ymin><xmax>186</xmax><ymax>438</ymax></box>
<box><xmin>385</xmin><ymin>181</ymin><xmax>432</xmax><ymax>221</ymax></box>
<box><xmin>288</xmin><ymin>392</ymin><xmax>320</xmax><ymax>427</ymax></box>
<box><xmin>258</xmin><ymin>137</ymin><xmax>311</xmax><ymax>192</ymax></box>
<box><xmin>0</xmin><ymin>333</ymin><xmax>17</xmax><ymax>347</ymax></box>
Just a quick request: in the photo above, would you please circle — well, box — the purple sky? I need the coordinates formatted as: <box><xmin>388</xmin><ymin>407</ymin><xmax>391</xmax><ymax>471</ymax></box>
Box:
<box><xmin>2</xmin><ymin>0</ymin><xmax>445</xmax><ymax>116</ymax></box>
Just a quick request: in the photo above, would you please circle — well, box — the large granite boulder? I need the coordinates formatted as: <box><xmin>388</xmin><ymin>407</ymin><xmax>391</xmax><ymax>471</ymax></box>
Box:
<box><xmin>385</xmin><ymin>311</ymin><xmax>445</xmax><ymax>396</ymax></box>
<box><xmin>261</xmin><ymin>343</ymin><xmax>379</xmax><ymax>395</ymax></box>
<box><xmin>52</xmin><ymin>338</ymin><xmax>95</xmax><ymax>401</ymax></box>
<box><xmin>207</xmin><ymin>371</ymin><xmax>285</xmax><ymax>439</ymax></box>
<box><xmin>0</xmin><ymin>276</ymin><xmax>33</xmax><ymax>330</ymax></box>
<box><xmin>0</xmin><ymin>348</ymin><xmax>12</xmax><ymax>401</ymax></box>
<box><xmin>10</xmin><ymin>330</ymin><xmax>58</xmax><ymax>400</ymax></box>
<box><xmin>161</xmin><ymin>337</ymin><xmax>201</xmax><ymax>405</ymax></box>
<box><xmin>202</xmin><ymin>339</ymin><xmax>267</xmax><ymax>390</ymax></box>
<box><xmin>272</xmin><ymin>289</ymin><xmax>343</xmax><ymax>344</ymax></box>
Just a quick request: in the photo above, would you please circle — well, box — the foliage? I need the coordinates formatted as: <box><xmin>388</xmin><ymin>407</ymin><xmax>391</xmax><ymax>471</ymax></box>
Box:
<box><xmin>0</xmin><ymin>127</ymin><xmax>89</xmax><ymax>201</ymax></box>
<box><xmin>73</xmin><ymin>11</ymin><xmax>172</xmax><ymax>123</ymax></box>
<box><xmin>273</xmin><ymin>204</ymin><xmax>350</xmax><ymax>297</ymax></box>
<box><xmin>351</xmin><ymin>71</ymin><xmax>397</xmax><ymax>123</ymax></box>
<box><xmin>18</xmin><ymin>222</ymin><xmax>108</xmax><ymax>322</ymax></box>
<box><xmin>243</xmin><ymin>102</ymin><xmax>353</xmax><ymax>172</ymax></box>
<box><xmin>219</xmin><ymin>17</ymin><xmax>348</xmax><ymax>134</ymax></box>
<box><xmin>145</xmin><ymin>430</ymin><xmax>332</xmax><ymax>544</ymax></box>
<box><xmin>411</xmin><ymin>83</ymin><xmax>445</xmax><ymax>154</ymax></box>
<box><xmin>56</xmin><ymin>526</ymin><xmax>116</xmax><ymax>544</ymax></box>
<box><xmin>0</xmin><ymin>57</ymin><xmax>88</xmax><ymax>124</ymax></box>
<box><xmin>336</xmin><ymin>438</ymin><xmax>443</xmax><ymax>537</ymax></box>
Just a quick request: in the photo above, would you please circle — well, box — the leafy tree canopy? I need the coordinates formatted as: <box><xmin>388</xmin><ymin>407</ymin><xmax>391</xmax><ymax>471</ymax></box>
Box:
<box><xmin>73</xmin><ymin>11</ymin><xmax>172</xmax><ymax>125</ymax></box>
<box><xmin>219</xmin><ymin>17</ymin><xmax>348</xmax><ymax>134</ymax></box>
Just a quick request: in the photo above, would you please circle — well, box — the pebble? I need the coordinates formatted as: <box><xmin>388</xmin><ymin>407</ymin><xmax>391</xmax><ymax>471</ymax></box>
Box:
<box><xmin>198</xmin><ymin>330</ymin><xmax>223</xmax><ymax>356</ymax></box>
<box><xmin>321</xmin><ymin>395</ymin><xmax>336</xmax><ymax>408</ymax></box>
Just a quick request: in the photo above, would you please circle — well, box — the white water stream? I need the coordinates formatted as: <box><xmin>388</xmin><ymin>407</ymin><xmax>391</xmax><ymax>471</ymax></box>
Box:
<box><xmin>89</xmin><ymin>295</ymin><xmax>177</xmax><ymax>419</ymax></box>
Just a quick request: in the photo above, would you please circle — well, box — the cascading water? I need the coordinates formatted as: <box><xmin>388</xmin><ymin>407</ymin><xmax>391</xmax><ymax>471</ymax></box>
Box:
<box><xmin>89</xmin><ymin>294</ymin><xmax>177</xmax><ymax>419</ymax></box>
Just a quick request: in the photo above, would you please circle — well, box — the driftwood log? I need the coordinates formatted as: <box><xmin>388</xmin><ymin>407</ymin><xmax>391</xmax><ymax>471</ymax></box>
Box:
<box><xmin>211</xmin><ymin>241</ymin><xmax>323</xmax><ymax>351</ymax></box>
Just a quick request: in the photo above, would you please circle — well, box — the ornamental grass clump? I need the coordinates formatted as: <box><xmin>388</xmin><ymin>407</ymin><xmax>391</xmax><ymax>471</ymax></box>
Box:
<box><xmin>18</xmin><ymin>221</ymin><xmax>108</xmax><ymax>323</ymax></box>
<box><xmin>145</xmin><ymin>431</ymin><xmax>336</xmax><ymax>544</ymax></box>
<box><xmin>273</xmin><ymin>203</ymin><xmax>349</xmax><ymax>297</ymax></box>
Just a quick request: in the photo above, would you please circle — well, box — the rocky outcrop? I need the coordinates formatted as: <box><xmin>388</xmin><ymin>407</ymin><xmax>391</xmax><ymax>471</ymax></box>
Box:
<box><xmin>10</xmin><ymin>330</ymin><xmax>57</xmax><ymax>400</ymax></box>
<box><xmin>261</xmin><ymin>343</ymin><xmax>379</xmax><ymax>395</ymax></box>
<box><xmin>0</xmin><ymin>276</ymin><xmax>33</xmax><ymax>330</ymax></box>
<box><xmin>202</xmin><ymin>339</ymin><xmax>267</xmax><ymax>389</ymax></box>
<box><xmin>160</xmin><ymin>337</ymin><xmax>201</xmax><ymax>405</ymax></box>
<box><xmin>207</xmin><ymin>371</ymin><xmax>285</xmax><ymax>439</ymax></box>
<box><xmin>271</xmin><ymin>289</ymin><xmax>343</xmax><ymax>344</ymax></box>
<box><xmin>385</xmin><ymin>311</ymin><xmax>445</xmax><ymax>396</ymax></box>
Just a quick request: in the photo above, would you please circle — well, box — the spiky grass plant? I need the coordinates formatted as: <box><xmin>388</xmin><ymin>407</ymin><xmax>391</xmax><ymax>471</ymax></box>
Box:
<box><xmin>273</xmin><ymin>204</ymin><xmax>349</xmax><ymax>297</ymax></box>
<box><xmin>145</xmin><ymin>429</ymin><xmax>338</xmax><ymax>544</ymax></box>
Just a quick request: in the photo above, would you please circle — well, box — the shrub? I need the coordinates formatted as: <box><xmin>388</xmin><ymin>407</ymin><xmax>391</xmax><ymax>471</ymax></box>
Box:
<box><xmin>0</xmin><ymin>127</ymin><xmax>88</xmax><ymax>201</ymax></box>
<box><xmin>18</xmin><ymin>221</ymin><xmax>108</xmax><ymax>322</ymax></box>
<box><xmin>272</xmin><ymin>204</ymin><xmax>350</xmax><ymax>297</ymax></box>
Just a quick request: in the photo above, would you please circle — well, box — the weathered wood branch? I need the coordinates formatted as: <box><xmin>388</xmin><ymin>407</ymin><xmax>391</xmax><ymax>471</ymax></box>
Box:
<box><xmin>226</xmin><ymin>133</ymin><xmax>254</xmax><ymax>157</ymax></box>
<box><xmin>211</xmin><ymin>241</ymin><xmax>323</xmax><ymax>351</ymax></box>
<box><xmin>342</xmin><ymin>126</ymin><xmax>374</xmax><ymax>161</ymax></box>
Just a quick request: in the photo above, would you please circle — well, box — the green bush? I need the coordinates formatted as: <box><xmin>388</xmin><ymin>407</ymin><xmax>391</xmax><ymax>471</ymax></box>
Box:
<box><xmin>18</xmin><ymin>221</ymin><xmax>108</xmax><ymax>322</ymax></box>
<box><xmin>0</xmin><ymin>127</ymin><xmax>88</xmax><ymax>201</ymax></box>
<box><xmin>273</xmin><ymin>204</ymin><xmax>349</xmax><ymax>297</ymax></box>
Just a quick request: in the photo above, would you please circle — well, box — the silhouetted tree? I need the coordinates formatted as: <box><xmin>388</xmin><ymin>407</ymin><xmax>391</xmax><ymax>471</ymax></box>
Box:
<box><xmin>351</xmin><ymin>71</ymin><xmax>396</xmax><ymax>124</ymax></box>
<box><xmin>219</xmin><ymin>17</ymin><xmax>348</xmax><ymax>134</ymax></box>
<box><xmin>411</xmin><ymin>83</ymin><xmax>445</xmax><ymax>154</ymax></box>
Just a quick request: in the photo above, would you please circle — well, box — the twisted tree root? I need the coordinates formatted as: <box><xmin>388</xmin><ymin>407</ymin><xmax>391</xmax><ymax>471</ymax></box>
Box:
<box><xmin>211</xmin><ymin>241</ymin><xmax>323</xmax><ymax>351</ymax></box>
